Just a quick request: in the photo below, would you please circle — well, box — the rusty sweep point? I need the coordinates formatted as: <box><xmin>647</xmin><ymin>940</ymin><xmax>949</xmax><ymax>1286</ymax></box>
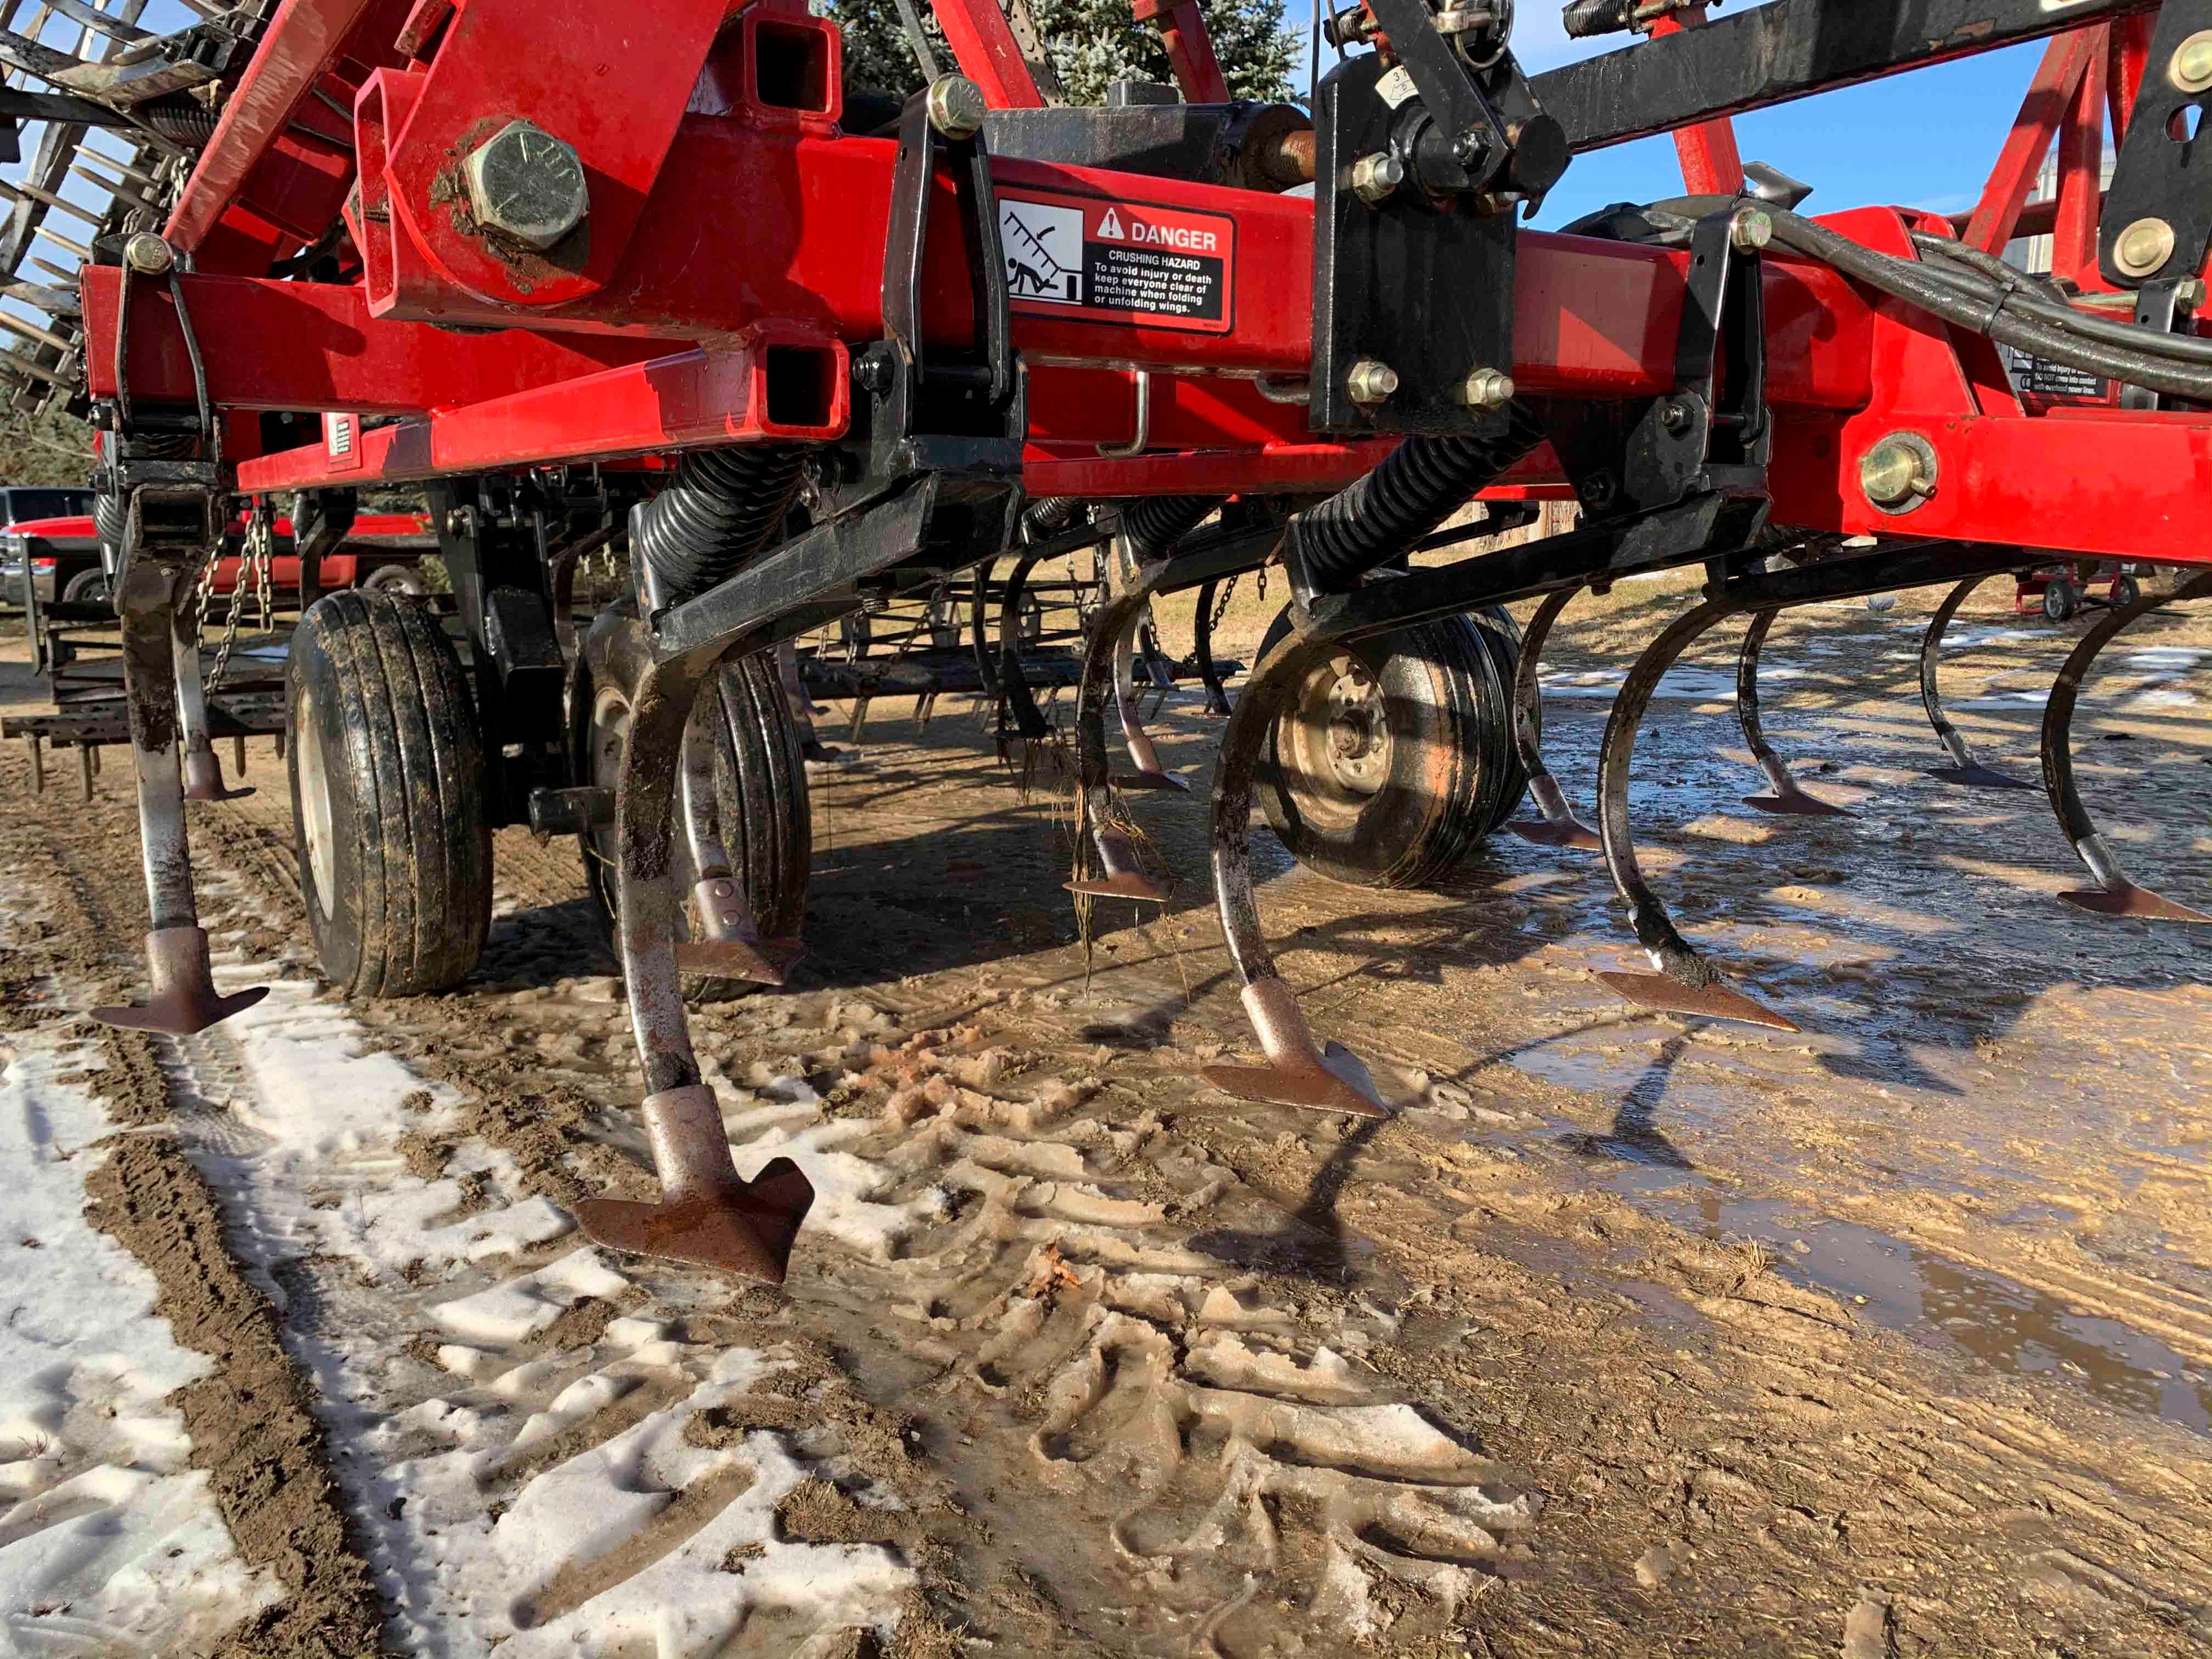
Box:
<box><xmin>672</xmin><ymin>936</ymin><xmax>806</xmax><ymax>984</ymax></box>
<box><xmin>1507</xmin><ymin>814</ymin><xmax>1604</xmax><ymax>851</ymax></box>
<box><xmin>1594</xmin><ymin>968</ymin><xmax>1801</xmax><ymax>1032</ymax></box>
<box><xmin>1925</xmin><ymin>762</ymin><xmax>2035</xmax><ymax>791</ymax></box>
<box><xmin>1066</xmin><ymin>870</ymin><xmax>1172</xmax><ymax>902</ymax></box>
<box><xmin>2056</xmin><ymin>882</ymin><xmax>2212</xmax><ymax>923</ymax></box>
<box><xmin>1199</xmin><ymin>978</ymin><xmax>1389</xmax><ymax>1118</ymax></box>
<box><xmin>91</xmin><ymin>926</ymin><xmax>269</xmax><ymax>1035</ymax></box>
<box><xmin>1740</xmin><ymin>785</ymin><xmax>1853</xmax><ymax>817</ymax></box>
<box><xmin>575</xmin><ymin>1157</ymin><xmax>815</xmax><ymax>1282</ymax></box>
<box><xmin>1111</xmin><ymin>769</ymin><xmax>1192</xmax><ymax>792</ymax></box>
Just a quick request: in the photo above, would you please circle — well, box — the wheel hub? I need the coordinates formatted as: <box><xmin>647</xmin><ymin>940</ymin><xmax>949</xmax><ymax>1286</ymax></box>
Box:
<box><xmin>1281</xmin><ymin>654</ymin><xmax>1392</xmax><ymax>824</ymax></box>
<box><xmin>296</xmin><ymin>684</ymin><xmax>337</xmax><ymax>918</ymax></box>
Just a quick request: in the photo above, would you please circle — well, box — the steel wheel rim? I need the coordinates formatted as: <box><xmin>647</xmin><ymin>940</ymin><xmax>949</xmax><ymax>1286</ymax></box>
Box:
<box><xmin>1280</xmin><ymin>652</ymin><xmax>1390</xmax><ymax>828</ymax></box>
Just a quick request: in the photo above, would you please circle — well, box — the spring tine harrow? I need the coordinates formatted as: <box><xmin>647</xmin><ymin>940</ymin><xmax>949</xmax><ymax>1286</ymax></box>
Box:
<box><xmin>1591</xmin><ymin>597</ymin><xmax>1802</xmax><ymax>1030</ymax></box>
<box><xmin>2040</xmin><ymin>568</ymin><xmax>2212</xmax><ymax>923</ymax></box>
<box><xmin>1190</xmin><ymin>575</ymin><xmax>1235</xmax><ymax>717</ymax></box>
<box><xmin>1503</xmin><ymin>584</ymin><xmax>1602</xmax><ymax>850</ymax></box>
<box><xmin>1920</xmin><ymin>572</ymin><xmax>2036</xmax><ymax>789</ymax></box>
<box><xmin>1735</xmin><ymin>606</ymin><xmax>1851</xmax><ymax>816</ymax></box>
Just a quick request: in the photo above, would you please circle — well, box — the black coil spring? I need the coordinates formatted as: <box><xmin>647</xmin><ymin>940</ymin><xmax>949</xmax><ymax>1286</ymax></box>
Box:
<box><xmin>1290</xmin><ymin>404</ymin><xmax>1549</xmax><ymax>592</ymax></box>
<box><xmin>1121</xmin><ymin>494</ymin><xmax>1219</xmax><ymax>558</ymax></box>
<box><xmin>632</xmin><ymin>445</ymin><xmax>808</xmax><ymax>604</ymax></box>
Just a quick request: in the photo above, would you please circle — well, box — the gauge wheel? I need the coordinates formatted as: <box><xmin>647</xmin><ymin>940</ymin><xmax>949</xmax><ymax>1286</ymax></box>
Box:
<box><xmin>579</xmin><ymin>650</ymin><xmax>811</xmax><ymax>1002</ymax></box>
<box><xmin>287</xmin><ymin>589</ymin><xmax>490</xmax><ymax>996</ymax></box>
<box><xmin>1255</xmin><ymin>603</ymin><xmax>1517</xmax><ymax>889</ymax></box>
<box><xmin>2111</xmin><ymin>574</ymin><xmax>2140</xmax><ymax>609</ymax></box>
<box><xmin>2044</xmin><ymin>578</ymin><xmax>2078</xmax><ymax>622</ymax></box>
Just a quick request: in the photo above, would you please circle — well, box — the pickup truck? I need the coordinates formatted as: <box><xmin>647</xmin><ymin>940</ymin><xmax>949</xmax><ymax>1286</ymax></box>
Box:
<box><xmin>2</xmin><ymin>506</ymin><xmax>435</xmax><ymax>607</ymax></box>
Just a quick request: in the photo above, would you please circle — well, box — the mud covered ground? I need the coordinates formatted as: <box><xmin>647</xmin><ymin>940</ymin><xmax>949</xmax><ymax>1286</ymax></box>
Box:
<box><xmin>3</xmin><ymin>572</ymin><xmax>2211</xmax><ymax>1657</ymax></box>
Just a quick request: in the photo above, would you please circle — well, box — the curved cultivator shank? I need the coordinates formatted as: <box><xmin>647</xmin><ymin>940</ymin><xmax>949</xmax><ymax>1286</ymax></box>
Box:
<box><xmin>1921</xmin><ymin>573</ymin><xmax>2035</xmax><ymax>789</ymax></box>
<box><xmin>1591</xmin><ymin>597</ymin><xmax>1803</xmax><ymax>1030</ymax></box>
<box><xmin>1503</xmin><ymin>585</ymin><xmax>1603</xmax><ymax>850</ymax></box>
<box><xmin>1736</xmin><ymin>607</ymin><xmax>1851</xmax><ymax>816</ymax></box>
<box><xmin>2040</xmin><ymin>569</ymin><xmax>2212</xmax><ymax>923</ymax></box>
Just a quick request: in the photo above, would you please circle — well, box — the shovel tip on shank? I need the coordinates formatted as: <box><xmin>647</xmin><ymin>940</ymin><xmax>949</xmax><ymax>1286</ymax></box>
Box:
<box><xmin>1925</xmin><ymin>763</ymin><xmax>2035</xmax><ymax>791</ymax></box>
<box><xmin>672</xmin><ymin>937</ymin><xmax>806</xmax><ymax>985</ymax></box>
<box><xmin>1066</xmin><ymin>870</ymin><xmax>1171</xmax><ymax>903</ymax></box>
<box><xmin>1506</xmin><ymin>816</ymin><xmax>1603</xmax><ymax>852</ymax></box>
<box><xmin>1594</xmin><ymin>968</ymin><xmax>1801</xmax><ymax>1032</ymax></box>
<box><xmin>575</xmin><ymin>1157</ymin><xmax>816</xmax><ymax>1282</ymax></box>
<box><xmin>1199</xmin><ymin>1055</ymin><xmax>1389</xmax><ymax>1119</ymax></box>
<box><xmin>89</xmin><ymin>927</ymin><xmax>270</xmax><ymax>1036</ymax></box>
<box><xmin>1740</xmin><ymin>789</ymin><xmax>1853</xmax><ymax>818</ymax></box>
<box><xmin>2057</xmin><ymin>883</ymin><xmax>2212</xmax><ymax>923</ymax></box>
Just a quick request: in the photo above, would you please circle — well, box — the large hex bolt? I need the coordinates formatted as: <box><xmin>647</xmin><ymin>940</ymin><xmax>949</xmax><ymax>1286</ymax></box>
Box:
<box><xmin>1345</xmin><ymin>358</ymin><xmax>1399</xmax><ymax>406</ymax></box>
<box><xmin>464</xmin><ymin>119</ymin><xmax>589</xmax><ymax>251</ymax></box>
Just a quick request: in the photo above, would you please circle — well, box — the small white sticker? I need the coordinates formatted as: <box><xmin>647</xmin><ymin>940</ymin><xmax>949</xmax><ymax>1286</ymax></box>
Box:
<box><xmin>1377</xmin><ymin>64</ymin><xmax>1419</xmax><ymax>107</ymax></box>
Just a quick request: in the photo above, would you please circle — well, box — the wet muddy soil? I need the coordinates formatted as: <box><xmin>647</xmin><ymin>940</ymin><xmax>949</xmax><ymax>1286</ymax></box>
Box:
<box><xmin>4</xmin><ymin>573</ymin><xmax>2212</xmax><ymax>1656</ymax></box>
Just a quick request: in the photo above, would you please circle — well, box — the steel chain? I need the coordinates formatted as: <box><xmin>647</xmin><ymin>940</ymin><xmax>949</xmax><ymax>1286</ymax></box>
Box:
<box><xmin>206</xmin><ymin>501</ymin><xmax>275</xmax><ymax>690</ymax></box>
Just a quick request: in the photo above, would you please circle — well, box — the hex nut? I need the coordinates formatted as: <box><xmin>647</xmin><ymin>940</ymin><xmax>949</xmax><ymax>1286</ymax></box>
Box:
<box><xmin>1729</xmin><ymin>207</ymin><xmax>1772</xmax><ymax>253</ymax></box>
<box><xmin>1859</xmin><ymin>431</ymin><xmax>1938</xmax><ymax>513</ymax></box>
<box><xmin>926</xmin><ymin>75</ymin><xmax>987</xmax><ymax>140</ymax></box>
<box><xmin>2112</xmin><ymin>216</ymin><xmax>2177</xmax><ymax>278</ymax></box>
<box><xmin>1345</xmin><ymin>358</ymin><xmax>1399</xmax><ymax>406</ymax></box>
<box><xmin>1455</xmin><ymin>367</ymin><xmax>1514</xmax><ymax>410</ymax></box>
<box><xmin>1350</xmin><ymin>151</ymin><xmax>1404</xmax><ymax>206</ymax></box>
<box><xmin>464</xmin><ymin>119</ymin><xmax>589</xmax><ymax>251</ymax></box>
<box><xmin>2169</xmin><ymin>29</ymin><xmax>2212</xmax><ymax>93</ymax></box>
<box><xmin>123</xmin><ymin>232</ymin><xmax>174</xmax><ymax>275</ymax></box>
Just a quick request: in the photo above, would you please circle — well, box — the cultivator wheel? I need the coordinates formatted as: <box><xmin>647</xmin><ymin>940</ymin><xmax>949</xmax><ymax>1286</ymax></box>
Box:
<box><xmin>1254</xmin><ymin>603</ymin><xmax>1524</xmax><ymax>889</ymax></box>
<box><xmin>287</xmin><ymin>590</ymin><xmax>492</xmax><ymax>998</ymax></box>
<box><xmin>578</xmin><ymin>647</ymin><xmax>812</xmax><ymax>997</ymax></box>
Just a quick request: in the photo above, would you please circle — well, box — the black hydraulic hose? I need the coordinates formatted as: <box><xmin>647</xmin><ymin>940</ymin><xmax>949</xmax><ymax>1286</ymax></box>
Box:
<box><xmin>1906</xmin><ymin>230</ymin><xmax>2212</xmax><ymax>366</ymax></box>
<box><xmin>1766</xmin><ymin>209</ymin><xmax>2212</xmax><ymax>403</ymax></box>
<box><xmin>634</xmin><ymin>445</ymin><xmax>807</xmax><ymax>604</ymax></box>
<box><xmin>1287</xmin><ymin>402</ymin><xmax>1551</xmax><ymax>593</ymax></box>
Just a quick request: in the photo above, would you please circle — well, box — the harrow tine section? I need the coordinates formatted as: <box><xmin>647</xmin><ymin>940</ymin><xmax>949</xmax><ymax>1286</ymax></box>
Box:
<box><xmin>1190</xmin><ymin>575</ymin><xmax>1234</xmax><ymax>717</ymax></box>
<box><xmin>2040</xmin><ymin>569</ymin><xmax>2212</xmax><ymax>924</ymax></box>
<box><xmin>1921</xmin><ymin>573</ymin><xmax>2034</xmax><ymax>789</ymax></box>
<box><xmin>1592</xmin><ymin>599</ymin><xmax>1799</xmax><ymax>1032</ymax></box>
<box><xmin>1503</xmin><ymin>585</ymin><xmax>1602</xmax><ymax>850</ymax></box>
<box><xmin>1201</xmin><ymin>629</ymin><xmax>1387</xmax><ymax>1117</ymax></box>
<box><xmin>1736</xmin><ymin>608</ymin><xmax>1849</xmax><ymax>816</ymax></box>
<box><xmin>575</xmin><ymin>631</ymin><xmax>816</xmax><ymax>1281</ymax></box>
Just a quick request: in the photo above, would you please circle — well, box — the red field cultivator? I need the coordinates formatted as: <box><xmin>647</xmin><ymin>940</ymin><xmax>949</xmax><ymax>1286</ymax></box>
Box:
<box><xmin>10</xmin><ymin>0</ymin><xmax>2212</xmax><ymax>1279</ymax></box>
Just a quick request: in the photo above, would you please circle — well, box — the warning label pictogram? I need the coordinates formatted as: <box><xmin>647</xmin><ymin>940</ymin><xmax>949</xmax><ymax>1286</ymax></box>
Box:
<box><xmin>998</xmin><ymin>189</ymin><xmax>1234</xmax><ymax>334</ymax></box>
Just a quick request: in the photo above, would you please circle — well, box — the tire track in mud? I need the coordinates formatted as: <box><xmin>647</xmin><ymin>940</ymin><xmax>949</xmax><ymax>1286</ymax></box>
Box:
<box><xmin>0</xmin><ymin>778</ymin><xmax>387</xmax><ymax>1658</ymax></box>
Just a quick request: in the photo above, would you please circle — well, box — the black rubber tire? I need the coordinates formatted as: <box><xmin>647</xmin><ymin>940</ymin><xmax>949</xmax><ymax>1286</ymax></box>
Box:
<box><xmin>2112</xmin><ymin>574</ymin><xmax>2140</xmax><ymax>609</ymax></box>
<box><xmin>287</xmin><ymin>589</ymin><xmax>491</xmax><ymax>996</ymax></box>
<box><xmin>2044</xmin><ymin>579</ymin><xmax>2078</xmax><ymax>622</ymax></box>
<box><xmin>580</xmin><ymin>650</ymin><xmax>811</xmax><ymax>999</ymax></box>
<box><xmin>61</xmin><ymin>566</ymin><xmax>110</xmax><ymax>604</ymax></box>
<box><xmin>1255</xmin><ymin>602</ymin><xmax>1518</xmax><ymax>888</ymax></box>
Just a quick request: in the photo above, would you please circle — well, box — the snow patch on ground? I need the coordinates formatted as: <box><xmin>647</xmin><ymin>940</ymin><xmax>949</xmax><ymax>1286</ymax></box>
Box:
<box><xmin>0</xmin><ymin>1022</ymin><xmax>279</xmax><ymax>1653</ymax></box>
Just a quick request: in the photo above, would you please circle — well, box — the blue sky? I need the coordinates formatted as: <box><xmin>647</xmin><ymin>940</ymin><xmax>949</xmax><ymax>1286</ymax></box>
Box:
<box><xmin>1282</xmin><ymin>5</ymin><xmax>2056</xmax><ymax>229</ymax></box>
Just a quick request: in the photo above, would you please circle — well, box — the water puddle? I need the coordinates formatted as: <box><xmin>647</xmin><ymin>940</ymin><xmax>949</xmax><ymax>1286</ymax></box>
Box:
<box><xmin>1666</xmin><ymin>1193</ymin><xmax>2211</xmax><ymax>1433</ymax></box>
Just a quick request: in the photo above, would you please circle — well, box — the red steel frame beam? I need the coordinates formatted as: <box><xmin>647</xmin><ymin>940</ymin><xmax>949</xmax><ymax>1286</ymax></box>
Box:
<box><xmin>1646</xmin><ymin>7</ymin><xmax>1744</xmax><ymax>198</ymax></box>
<box><xmin>1131</xmin><ymin>0</ymin><xmax>1230</xmax><ymax>104</ymax></box>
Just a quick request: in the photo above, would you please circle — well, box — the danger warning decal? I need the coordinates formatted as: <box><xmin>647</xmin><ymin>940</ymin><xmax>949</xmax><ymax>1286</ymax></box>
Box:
<box><xmin>997</xmin><ymin>189</ymin><xmax>1234</xmax><ymax>334</ymax></box>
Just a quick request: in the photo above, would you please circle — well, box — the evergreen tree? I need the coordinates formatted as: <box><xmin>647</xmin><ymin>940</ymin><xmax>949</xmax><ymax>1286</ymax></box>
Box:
<box><xmin>820</xmin><ymin>0</ymin><xmax>1297</xmax><ymax>105</ymax></box>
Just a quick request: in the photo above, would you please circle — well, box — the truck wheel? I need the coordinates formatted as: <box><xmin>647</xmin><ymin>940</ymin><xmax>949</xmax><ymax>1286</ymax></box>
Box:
<box><xmin>62</xmin><ymin>567</ymin><xmax>111</xmax><ymax>604</ymax></box>
<box><xmin>1255</xmin><ymin>603</ymin><xmax>1517</xmax><ymax>889</ymax></box>
<box><xmin>288</xmin><ymin>589</ymin><xmax>490</xmax><ymax>995</ymax></box>
<box><xmin>579</xmin><ymin>650</ymin><xmax>810</xmax><ymax>999</ymax></box>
